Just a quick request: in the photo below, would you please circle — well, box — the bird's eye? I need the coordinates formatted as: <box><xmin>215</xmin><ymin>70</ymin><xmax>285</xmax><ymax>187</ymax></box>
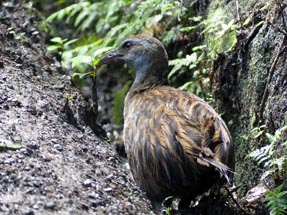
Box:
<box><xmin>122</xmin><ymin>41</ymin><xmax>132</xmax><ymax>49</ymax></box>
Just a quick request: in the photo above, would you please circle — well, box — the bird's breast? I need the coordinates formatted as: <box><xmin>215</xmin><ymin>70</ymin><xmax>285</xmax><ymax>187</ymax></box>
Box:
<box><xmin>123</xmin><ymin>88</ymin><xmax>202</xmax><ymax>195</ymax></box>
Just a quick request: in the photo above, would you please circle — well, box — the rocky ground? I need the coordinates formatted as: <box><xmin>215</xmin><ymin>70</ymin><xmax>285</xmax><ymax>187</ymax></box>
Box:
<box><xmin>0</xmin><ymin>2</ymin><xmax>153</xmax><ymax>215</ymax></box>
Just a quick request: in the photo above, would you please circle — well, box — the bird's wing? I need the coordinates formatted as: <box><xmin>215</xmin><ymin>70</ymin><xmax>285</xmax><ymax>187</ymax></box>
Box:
<box><xmin>124</xmin><ymin>86</ymin><xmax>234</xmax><ymax>188</ymax></box>
<box><xmin>159</xmin><ymin>87</ymin><xmax>234</xmax><ymax>182</ymax></box>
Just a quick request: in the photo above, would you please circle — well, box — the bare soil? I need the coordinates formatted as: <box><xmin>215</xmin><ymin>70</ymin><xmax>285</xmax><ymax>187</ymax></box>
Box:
<box><xmin>0</xmin><ymin>2</ymin><xmax>152</xmax><ymax>215</ymax></box>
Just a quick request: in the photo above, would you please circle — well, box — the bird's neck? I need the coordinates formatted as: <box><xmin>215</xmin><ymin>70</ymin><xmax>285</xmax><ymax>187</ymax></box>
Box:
<box><xmin>129</xmin><ymin>61</ymin><xmax>169</xmax><ymax>94</ymax></box>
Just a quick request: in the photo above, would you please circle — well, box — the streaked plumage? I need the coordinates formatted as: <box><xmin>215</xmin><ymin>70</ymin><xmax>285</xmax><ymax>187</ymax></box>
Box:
<box><xmin>99</xmin><ymin>34</ymin><xmax>234</xmax><ymax>211</ymax></box>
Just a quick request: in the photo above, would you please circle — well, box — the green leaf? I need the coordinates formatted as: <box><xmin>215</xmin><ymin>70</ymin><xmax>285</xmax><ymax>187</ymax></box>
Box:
<box><xmin>75</xmin><ymin>8</ymin><xmax>90</xmax><ymax>27</ymax></box>
<box><xmin>265</xmin><ymin>185</ymin><xmax>287</xmax><ymax>215</ymax></box>
<box><xmin>255</xmin><ymin>21</ymin><xmax>265</xmax><ymax>28</ymax></box>
<box><xmin>47</xmin><ymin>45</ymin><xmax>60</xmax><ymax>53</ymax></box>
<box><xmin>240</xmin><ymin>134</ymin><xmax>248</xmax><ymax>141</ymax></box>
<box><xmin>179</xmin><ymin>81</ymin><xmax>193</xmax><ymax>91</ymax></box>
<box><xmin>191</xmin><ymin>16</ymin><xmax>202</xmax><ymax>22</ymax></box>
<box><xmin>104</xmin><ymin>23</ymin><xmax>130</xmax><ymax>46</ymax></box>
<box><xmin>161</xmin><ymin>3</ymin><xmax>173</xmax><ymax>13</ymax></box>
<box><xmin>64</xmin><ymin>38</ymin><xmax>79</xmax><ymax>47</ymax></box>
<box><xmin>0</xmin><ymin>139</ymin><xmax>24</xmax><ymax>150</ymax></box>
<box><xmin>266</xmin><ymin>133</ymin><xmax>275</xmax><ymax>143</ymax></box>
<box><xmin>180</xmin><ymin>25</ymin><xmax>199</xmax><ymax>32</ymax></box>
<box><xmin>71</xmin><ymin>55</ymin><xmax>93</xmax><ymax>68</ymax></box>
<box><xmin>260</xmin><ymin>170</ymin><xmax>272</xmax><ymax>180</ymax></box>
<box><xmin>254</xmin><ymin>129</ymin><xmax>265</xmax><ymax>138</ymax></box>
<box><xmin>113</xmin><ymin>81</ymin><xmax>132</xmax><ymax>125</ymax></box>
<box><xmin>192</xmin><ymin>45</ymin><xmax>207</xmax><ymax>52</ymax></box>
<box><xmin>50</xmin><ymin>37</ymin><xmax>65</xmax><ymax>44</ymax></box>
<box><xmin>64</xmin><ymin>93</ymin><xmax>76</xmax><ymax>100</ymax></box>
<box><xmin>260</xmin><ymin>2</ymin><xmax>271</xmax><ymax>11</ymax></box>
<box><xmin>71</xmin><ymin>71</ymin><xmax>95</xmax><ymax>80</ymax></box>
<box><xmin>282</xmin><ymin>140</ymin><xmax>287</xmax><ymax>146</ymax></box>
<box><xmin>93</xmin><ymin>46</ymin><xmax>114</xmax><ymax>67</ymax></box>
<box><xmin>93</xmin><ymin>47</ymin><xmax>114</xmax><ymax>58</ymax></box>
<box><xmin>243</xmin><ymin>16</ymin><xmax>251</xmax><ymax>27</ymax></box>
<box><xmin>168</xmin><ymin>53</ymin><xmax>198</xmax><ymax>79</ymax></box>
<box><xmin>80</xmin><ymin>11</ymin><xmax>98</xmax><ymax>31</ymax></box>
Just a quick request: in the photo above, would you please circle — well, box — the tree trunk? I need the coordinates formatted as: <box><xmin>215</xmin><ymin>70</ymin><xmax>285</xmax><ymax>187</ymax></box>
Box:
<box><xmin>211</xmin><ymin>0</ymin><xmax>287</xmax><ymax>204</ymax></box>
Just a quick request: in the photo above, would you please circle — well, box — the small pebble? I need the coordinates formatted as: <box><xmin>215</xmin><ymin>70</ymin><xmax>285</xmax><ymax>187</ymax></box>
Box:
<box><xmin>3</xmin><ymin>104</ymin><xmax>9</xmax><ymax>110</ymax></box>
<box><xmin>90</xmin><ymin>200</ymin><xmax>104</xmax><ymax>208</ymax></box>
<box><xmin>45</xmin><ymin>201</ymin><xmax>56</xmax><ymax>210</ymax></box>
<box><xmin>53</xmin><ymin>84</ymin><xmax>65</xmax><ymax>90</ymax></box>
<box><xmin>50</xmin><ymin>138</ymin><xmax>59</xmax><ymax>144</ymax></box>
<box><xmin>83</xmin><ymin>179</ymin><xmax>92</xmax><ymax>187</ymax></box>
<box><xmin>7</xmin><ymin>84</ymin><xmax>14</xmax><ymax>90</ymax></box>
<box><xmin>10</xmin><ymin>173</ymin><xmax>17</xmax><ymax>180</ymax></box>
<box><xmin>0</xmin><ymin>172</ymin><xmax>7</xmax><ymax>176</ymax></box>
<box><xmin>1</xmin><ymin>95</ymin><xmax>8</xmax><ymax>100</ymax></box>
<box><xmin>88</xmin><ymin>192</ymin><xmax>100</xmax><ymax>199</ymax></box>
<box><xmin>103</xmin><ymin>187</ymin><xmax>113</xmax><ymax>192</ymax></box>
<box><xmin>32</xmin><ymin>204</ymin><xmax>39</xmax><ymax>210</ymax></box>
<box><xmin>32</xmin><ymin>31</ymin><xmax>39</xmax><ymax>35</ymax></box>
<box><xmin>26</xmin><ymin>142</ymin><xmax>39</xmax><ymax>150</ymax></box>
<box><xmin>106</xmin><ymin>174</ymin><xmax>113</xmax><ymax>180</ymax></box>
<box><xmin>42</xmin><ymin>155</ymin><xmax>52</xmax><ymax>162</ymax></box>
<box><xmin>17</xmin><ymin>154</ymin><xmax>25</xmax><ymax>159</ymax></box>
<box><xmin>4</xmin><ymin>159</ymin><xmax>13</xmax><ymax>165</ymax></box>
<box><xmin>20</xmin><ymin>148</ymin><xmax>32</xmax><ymax>155</ymax></box>
<box><xmin>54</xmin><ymin>144</ymin><xmax>63</xmax><ymax>151</ymax></box>
<box><xmin>23</xmin><ymin>210</ymin><xmax>35</xmax><ymax>215</ymax></box>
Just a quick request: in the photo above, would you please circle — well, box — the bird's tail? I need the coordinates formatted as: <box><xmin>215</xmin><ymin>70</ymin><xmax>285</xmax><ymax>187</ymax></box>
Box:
<box><xmin>198</xmin><ymin>157</ymin><xmax>235</xmax><ymax>184</ymax></box>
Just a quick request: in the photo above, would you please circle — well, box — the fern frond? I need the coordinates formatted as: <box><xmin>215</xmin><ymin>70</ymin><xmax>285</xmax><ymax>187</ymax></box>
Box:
<box><xmin>265</xmin><ymin>185</ymin><xmax>287</xmax><ymax>215</ymax></box>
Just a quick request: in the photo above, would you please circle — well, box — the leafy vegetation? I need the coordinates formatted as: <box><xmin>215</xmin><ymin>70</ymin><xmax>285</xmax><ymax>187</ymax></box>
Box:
<box><xmin>44</xmin><ymin>0</ymin><xmax>183</xmax><ymax>74</ymax></box>
<box><xmin>248</xmin><ymin>125</ymin><xmax>287</xmax><ymax>181</ymax></box>
<box><xmin>160</xmin><ymin>196</ymin><xmax>174</xmax><ymax>215</ymax></box>
<box><xmin>265</xmin><ymin>185</ymin><xmax>287</xmax><ymax>215</ymax></box>
<box><xmin>169</xmin><ymin>8</ymin><xmax>237</xmax><ymax>101</ymax></box>
<box><xmin>44</xmin><ymin>0</ymin><xmax>239</xmax><ymax>124</ymax></box>
<box><xmin>248</xmin><ymin>125</ymin><xmax>287</xmax><ymax>214</ymax></box>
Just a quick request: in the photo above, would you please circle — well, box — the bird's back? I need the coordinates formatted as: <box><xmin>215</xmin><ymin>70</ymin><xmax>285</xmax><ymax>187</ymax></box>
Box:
<box><xmin>123</xmin><ymin>85</ymin><xmax>234</xmax><ymax>207</ymax></box>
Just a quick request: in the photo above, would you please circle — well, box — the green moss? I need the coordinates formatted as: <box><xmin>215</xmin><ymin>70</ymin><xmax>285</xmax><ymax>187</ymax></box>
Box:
<box><xmin>112</xmin><ymin>80</ymin><xmax>132</xmax><ymax>125</ymax></box>
<box><xmin>209</xmin><ymin>0</ymin><xmax>287</xmax><ymax>199</ymax></box>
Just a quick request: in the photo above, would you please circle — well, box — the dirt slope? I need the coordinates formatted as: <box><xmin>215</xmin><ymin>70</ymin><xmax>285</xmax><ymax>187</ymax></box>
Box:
<box><xmin>0</xmin><ymin>2</ymin><xmax>152</xmax><ymax>215</ymax></box>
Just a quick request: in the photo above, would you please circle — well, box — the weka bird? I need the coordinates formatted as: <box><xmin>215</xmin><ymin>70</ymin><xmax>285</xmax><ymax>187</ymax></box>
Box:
<box><xmin>99</xmin><ymin>34</ymin><xmax>234</xmax><ymax>211</ymax></box>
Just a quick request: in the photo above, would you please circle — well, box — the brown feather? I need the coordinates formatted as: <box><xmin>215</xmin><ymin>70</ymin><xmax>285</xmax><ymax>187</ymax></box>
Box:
<box><xmin>99</xmin><ymin>34</ymin><xmax>235</xmax><ymax>211</ymax></box>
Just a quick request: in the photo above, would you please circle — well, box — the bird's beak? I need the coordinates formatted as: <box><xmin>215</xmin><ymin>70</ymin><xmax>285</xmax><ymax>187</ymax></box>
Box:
<box><xmin>98</xmin><ymin>49</ymin><xmax>124</xmax><ymax>65</ymax></box>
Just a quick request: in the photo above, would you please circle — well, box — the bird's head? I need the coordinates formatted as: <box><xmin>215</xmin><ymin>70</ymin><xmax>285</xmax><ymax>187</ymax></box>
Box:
<box><xmin>99</xmin><ymin>34</ymin><xmax>169</xmax><ymax>91</ymax></box>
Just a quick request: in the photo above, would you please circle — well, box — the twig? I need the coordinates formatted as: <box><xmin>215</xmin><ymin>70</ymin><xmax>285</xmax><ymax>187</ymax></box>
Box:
<box><xmin>224</xmin><ymin>186</ymin><xmax>251</xmax><ymax>215</ymax></box>
<box><xmin>278</xmin><ymin>0</ymin><xmax>287</xmax><ymax>29</ymax></box>
<box><xmin>236</xmin><ymin>1</ymin><xmax>241</xmax><ymax>22</ymax></box>
<box><xmin>243</xmin><ymin>22</ymin><xmax>264</xmax><ymax>51</ymax></box>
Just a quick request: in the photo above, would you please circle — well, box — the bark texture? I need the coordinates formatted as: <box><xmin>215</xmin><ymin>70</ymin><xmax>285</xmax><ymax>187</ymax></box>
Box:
<box><xmin>211</xmin><ymin>0</ymin><xmax>287</xmax><ymax>198</ymax></box>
